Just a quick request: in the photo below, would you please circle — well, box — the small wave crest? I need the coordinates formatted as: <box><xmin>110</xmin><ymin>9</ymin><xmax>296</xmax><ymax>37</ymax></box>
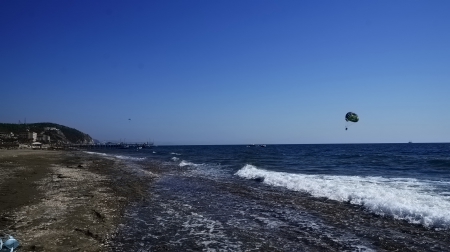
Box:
<box><xmin>114</xmin><ymin>155</ymin><xmax>146</xmax><ymax>161</ymax></box>
<box><xmin>235</xmin><ymin>164</ymin><xmax>450</xmax><ymax>229</ymax></box>
<box><xmin>84</xmin><ymin>151</ymin><xmax>108</xmax><ymax>156</ymax></box>
<box><xmin>179</xmin><ymin>160</ymin><xmax>201</xmax><ymax>167</ymax></box>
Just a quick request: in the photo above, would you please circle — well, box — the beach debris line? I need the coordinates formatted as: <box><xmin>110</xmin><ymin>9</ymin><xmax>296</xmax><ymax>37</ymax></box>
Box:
<box><xmin>1</xmin><ymin>236</ymin><xmax>19</xmax><ymax>252</ymax></box>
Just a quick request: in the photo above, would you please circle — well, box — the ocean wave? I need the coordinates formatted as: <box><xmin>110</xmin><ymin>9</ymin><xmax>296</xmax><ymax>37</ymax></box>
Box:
<box><xmin>84</xmin><ymin>151</ymin><xmax>146</xmax><ymax>161</ymax></box>
<box><xmin>235</xmin><ymin>164</ymin><xmax>450</xmax><ymax>229</ymax></box>
<box><xmin>427</xmin><ymin>158</ymin><xmax>450</xmax><ymax>168</ymax></box>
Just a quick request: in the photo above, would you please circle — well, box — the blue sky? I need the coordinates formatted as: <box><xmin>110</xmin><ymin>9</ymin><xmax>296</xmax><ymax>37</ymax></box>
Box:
<box><xmin>1</xmin><ymin>0</ymin><xmax>449</xmax><ymax>145</ymax></box>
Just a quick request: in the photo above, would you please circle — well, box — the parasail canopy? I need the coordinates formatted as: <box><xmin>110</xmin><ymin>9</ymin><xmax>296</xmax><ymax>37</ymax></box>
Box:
<box><xmin>345</xmin><ymin>112</ymin><xmax>359</xmax><ymax>123</ymax></box>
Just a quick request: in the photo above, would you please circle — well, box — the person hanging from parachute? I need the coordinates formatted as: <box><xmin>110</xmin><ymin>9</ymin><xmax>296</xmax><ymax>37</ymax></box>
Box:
<box><xmin>345</xmin><ymin>112</ymin><xmax>359</xmax><ymax>130</ymax></box>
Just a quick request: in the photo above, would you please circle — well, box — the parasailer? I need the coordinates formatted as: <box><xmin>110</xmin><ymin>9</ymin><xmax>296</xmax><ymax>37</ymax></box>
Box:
<box><xmin>345</xmin><ymin>112</ymin><xmax>359</xmax><ymax>130</ymax></box>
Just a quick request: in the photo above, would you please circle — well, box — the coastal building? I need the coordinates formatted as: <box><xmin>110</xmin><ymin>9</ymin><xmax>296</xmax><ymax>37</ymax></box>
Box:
<box><xmin>28</xmin><ymin>131</ymin><xmax>37</xmax><ymax>141</ymax></box>
<box><xmin>19</xmin><ymin>131</ymin><xmax>37</xmax><ymax>141</ymax></box>
<box><xmin>37</xmin><ymin>134</ymin><xmax>51</xmax><ymax>142</ymax></box>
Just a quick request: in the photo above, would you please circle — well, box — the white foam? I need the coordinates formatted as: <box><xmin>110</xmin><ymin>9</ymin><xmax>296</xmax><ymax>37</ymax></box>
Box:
<box><xmin>235</xmin><ymin>164</ymin><xmax>450</xmax><ymax>229</ymax></box>
<box><xmin>179</xmin><ymin>160</ymin><xmax>201</xmax><ymax>167</ymax></box>
<box><xmin>84</xmin><ymin>151</ymin><xmax>108</xmax><ymax>156</ymax></box>
<box><xmin>179</xmin><ymin>211</ymin><xmax>240</xmax><ymax>250</ymax></box>
<box><xmin>172</xmin><ymin>160</ymin><xmax>229</xmax><ymax>180</ymax></box>
<box><xmin>171</xmin><ymin>157</ymin><xmax>180</xmax><ymax>161</ymax></box>
<box><xmin>114</xmin><ymin>155</ymin><xmax>146</xmax><ymax>161</ymax></box>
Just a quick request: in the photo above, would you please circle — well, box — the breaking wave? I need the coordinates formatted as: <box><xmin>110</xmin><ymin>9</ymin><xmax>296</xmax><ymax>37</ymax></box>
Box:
<box><xmin>235</xmin><ymin>164</ymin><xmax>450</xmax><ymax>229</ymax></box>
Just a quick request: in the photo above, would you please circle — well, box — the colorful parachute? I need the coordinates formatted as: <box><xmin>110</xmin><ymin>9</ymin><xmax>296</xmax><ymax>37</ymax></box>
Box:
<box><xmin>345</xmin><ymin>112</ymin><xmax>358</xmax><ymax>130</ymax></box>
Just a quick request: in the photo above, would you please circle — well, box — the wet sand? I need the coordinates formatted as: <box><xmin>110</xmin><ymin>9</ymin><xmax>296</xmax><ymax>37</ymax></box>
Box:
<box><xmin>0</xmin><ymin>149</ymin><xmax>153</xmax><ymax>251</ymax></box>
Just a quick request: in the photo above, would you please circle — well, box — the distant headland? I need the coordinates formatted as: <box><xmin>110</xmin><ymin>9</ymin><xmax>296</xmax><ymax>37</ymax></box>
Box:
<box><xmin>0</xmin><ymin>122</ymin><xmax>93</xmax><ymax>148</ymax></box>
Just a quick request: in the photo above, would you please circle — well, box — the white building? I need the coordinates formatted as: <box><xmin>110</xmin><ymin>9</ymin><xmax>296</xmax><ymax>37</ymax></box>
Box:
<box><xmin>29</xmin><ymin>132</ymin><xmax>37</xmax><ymax>141</ymax></box>
<box><xmin>38</xmin><ymin>134</ymin><xmax>51</xmax><ymax>142</ymax></box>
<box><xmin>20</xmin><ymin>131</ymin><xmax>37</xmax><ymax>141</ymax></box>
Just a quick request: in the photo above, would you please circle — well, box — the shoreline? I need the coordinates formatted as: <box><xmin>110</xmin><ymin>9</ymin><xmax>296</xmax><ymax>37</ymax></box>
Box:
<box><xmin>0</xmin><ymin>149</ymin><xmax>154</xmax><ymax>251</ymax></box>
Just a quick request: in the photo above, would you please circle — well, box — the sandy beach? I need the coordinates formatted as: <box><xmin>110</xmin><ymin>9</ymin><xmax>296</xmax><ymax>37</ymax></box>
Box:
<box><xmin>0</xmin><ymin>149</ymin><xmax>153</xmax><ymax>251</ymax></box>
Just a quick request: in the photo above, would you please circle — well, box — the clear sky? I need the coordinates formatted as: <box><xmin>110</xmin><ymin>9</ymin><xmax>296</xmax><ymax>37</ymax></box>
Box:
<box><xmin>1</xmin><ymin>0</ymin><xmax>449</xmax><ymax>145</ymax></box>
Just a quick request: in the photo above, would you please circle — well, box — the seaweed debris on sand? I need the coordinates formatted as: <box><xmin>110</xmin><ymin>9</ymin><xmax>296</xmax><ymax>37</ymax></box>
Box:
<box><xmin>0</xmin><ymin>149</ymin><xmax>154</xmax><ymax>251</ymax></box>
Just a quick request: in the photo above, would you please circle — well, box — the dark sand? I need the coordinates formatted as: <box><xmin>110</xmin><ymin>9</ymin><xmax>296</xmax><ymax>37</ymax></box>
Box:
<box><xmin>0</xmin><ymin>149</ymin><xmax>154</xmax><ymax>251</ymax></box>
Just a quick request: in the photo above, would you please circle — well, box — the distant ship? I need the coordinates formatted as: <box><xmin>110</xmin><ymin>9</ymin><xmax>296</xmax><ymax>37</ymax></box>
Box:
<box><xmin>408</xmin><ymin>141</ymin><xmax>412</xmax><ymax>144</ymax></box>
<box><xmin>246</xmin><ymin>144</ymin><xmax>266</xmax><ymax>147</ymax></box>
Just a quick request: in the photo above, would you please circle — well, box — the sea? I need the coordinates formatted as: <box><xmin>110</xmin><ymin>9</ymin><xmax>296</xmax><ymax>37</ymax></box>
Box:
<box><xmin>86</xmin><ymin>143</ymin><xmax>450</xmax><ymax>251</ymax></box>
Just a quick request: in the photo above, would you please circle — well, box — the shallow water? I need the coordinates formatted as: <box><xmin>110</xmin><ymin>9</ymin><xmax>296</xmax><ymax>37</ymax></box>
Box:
<box><xmin>89</xmin><ymin>143</ymin><xmax>450</xmax><ymax>251</ymax></box>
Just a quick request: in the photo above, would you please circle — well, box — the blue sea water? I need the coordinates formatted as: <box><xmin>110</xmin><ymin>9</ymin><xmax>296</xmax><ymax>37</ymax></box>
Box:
<box><xmin>86</xmin><ymin>143</ymin><xmax>450</xmax><ymax>251</ymax></box>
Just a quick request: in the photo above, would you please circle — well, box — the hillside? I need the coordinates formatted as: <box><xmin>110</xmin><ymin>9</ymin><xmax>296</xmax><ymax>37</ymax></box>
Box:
<box><xmin>0</xmin><ymin>122</ymin><xmax>94</xmax><ymax>144</ymax></box>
